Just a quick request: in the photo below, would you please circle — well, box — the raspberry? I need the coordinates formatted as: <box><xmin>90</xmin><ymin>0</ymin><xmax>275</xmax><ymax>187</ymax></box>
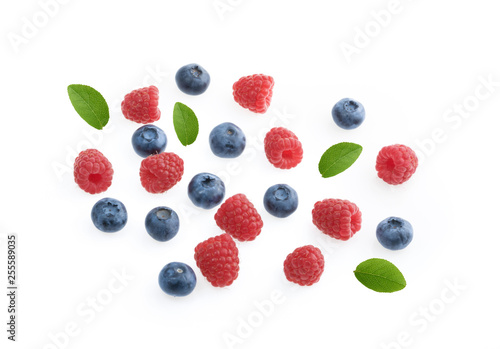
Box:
<box><xmin>214</xmin><ymin>194</ymin><xmax>263</xmax><ymax>242</ymax></box>
<box><xmin>121</xmin><ymin>86</ymin><xmax>161</xmax><ymax>124</ymax></box>
<box><xmin>376</xmin><ymin>144</ymin><xmax>418</xmax><ymax>185</ymax></box>
<box><xmin>233</xmin><ymin>74</ymin><xmax>274</xmax><ymax>113</ymax></box>
<box><xmin>139</xmin><ymin>152</ymin><xmax>184</xmax><ymax>194</ymax></box>
<box><xmin>73</xmin><ymin>149</ymin><xmax>113</xmax><ymax>194</ymax></box>
<box><xmin>312</xmin><ymin>199</ymin><xmax>362</xmax><ymax>241</ymax></box>
<box><xmin>194</xmin><ymin>233</ymin><xmax>239</xmax><ymax>287</ymax></box>
<box><xmin>284</xmin><ymin>245</ymin><xmax>325</xmax><ymax>286</ymax></box>
<box><xmin>264</xmin><ymin>127</ymin><xmax>303</xmax><ymax>169</ymax></box>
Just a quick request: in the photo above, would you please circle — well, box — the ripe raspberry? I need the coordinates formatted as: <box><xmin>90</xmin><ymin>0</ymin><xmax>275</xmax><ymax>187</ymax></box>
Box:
<box><xmin>121</xmin><ymin>86</ymin><xmax>161</xmax><ymax>124</ymax></box>
<box><xmin>214</xmin><ymin>194</ymin><xmax>263</xmax><ymax>242</ymax></box>
<box><xmin>73</xmin><ymin>149</ymin><xmax>113</xmax><ymax>194</ymax></box>
<box><xmin>376</xmin><ymin>144</ymin><xmax>418</xmax><ymax>185</ymax></box>
<box><xmin>139</xmin><ymin>152</ymin><xmax>184</xmax><ymax>194</ymax></box>
<box><xmin>284</xmin><ymin>245</ymin><xmax>325</xmax><ymax>286</ymax></box>
<box><xmin>264</xmin><ymin>127</ymin><xmax>303</xmax><ymax>169</ymax></box>
<box><xmin>233</xmin><ymin>74</ymin><xmax>274</xmax><ymax>113</ymax></box>
<box><xmin>312</xmin><ymin>199</ymin><xmax>362</xmax><ymax>241</ymax></box>
<box><xmin>194</xmin><ymin>233</ymin><xmax>239</xmax><ymax>287</ymax></box>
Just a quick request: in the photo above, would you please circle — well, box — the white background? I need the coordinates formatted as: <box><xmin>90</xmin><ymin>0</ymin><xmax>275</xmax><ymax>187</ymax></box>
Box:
<box><xmin>1</xmin><ymin>0</ymin><xmax>500</xmax><ymax>348</ymax></box>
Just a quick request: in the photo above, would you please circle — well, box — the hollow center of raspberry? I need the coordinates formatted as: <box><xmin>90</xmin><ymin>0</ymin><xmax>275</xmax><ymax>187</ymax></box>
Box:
<box><xmin>156</xmin><ymin>209</ymin><xmax>172</xmax><ymax>220</ymax></box>
<box><xmin>190</xmin><ymin>66</ymin><xmax>202</xmax><ymax>78</ymax></box>
<box><xmin>88</xmin><ymin>173</ymin><xmax>102</xmax><ymax>184</ymax></box>
<box><xmin>142</xmin><ymin>129</ymin><xmax>158</xmax><ymax>142</ymax></box>
<box><xmin>201</xmin><ymin>177</ymin><xmax>215</xmax><ymax>188</ymax></box>
<box><xmin>385</xmin><ymin>158</ymin><xmax>395</xmax><ymax>172</ymax></box>
<box><xmin>388</xmin><ymin>218</ymin><xmax>403</xmax><ymax>228</ymax></box>
<box><xmin>281</xmin><ymin>150</ymin><xmax>294</xmax><ymax>161</ymax></box>
<box><xmin>344</xmin><ymin>100</ymin><xmax>359</xmax><ymax>112</ymax></box>
<box><xmin>274</xmin><ymin>188</ymin><xmax>289</xmax><ymax>201</ymax></box>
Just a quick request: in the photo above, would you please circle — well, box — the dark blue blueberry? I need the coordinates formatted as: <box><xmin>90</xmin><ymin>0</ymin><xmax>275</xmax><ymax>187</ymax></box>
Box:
<box><xmin>332</xmin><ymin>98</ymin><xmax>365</xmax><ymax>130</ymax></box>
<box><xmin>131</xmin><ymin>124</ymin><xmax>167</xmax><ymax>158</ymax></box>
<box><xmin>145</xmin><ymin>206</ymin><xmax>179</xmax><ymax>242</ymax></box>
<box><xmin>188</xmin><ymin>173</ymin><xmax>225</xmax><ymax>209</ymax></box>
<box><xmin>263</xmin><ymin>184</ymin><xmax>298</xmax><ymax>218</ymax></box>
<box><xmin>175</xmin><ymin>63</ymin><xmax>210</xmax><ymax>95</ymax></box>
<box><xmin>158</xmin><ymin>262</ymin><xmax>197</xmax><ymax>297</ymax></box>
<box><xmin>376</xmin><ymin>217</ymin><xmax>413</xmax><ymax>250</ymax></box>
<box><xmin>91</xmin><ymin>198</ymin><xmax>128</xmax><ymax>233</ymax></box>
<box><xmin>209</xmin><ymin>122</ymin><xmax>246</xmax><ymax>158</ymax></box>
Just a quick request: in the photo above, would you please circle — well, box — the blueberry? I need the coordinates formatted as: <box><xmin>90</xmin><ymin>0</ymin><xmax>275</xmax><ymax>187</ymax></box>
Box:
<box><xmin>263</xmin><ymin>184</ymin><xmax>298</xmax><ymax>218</ymax></box>
<box><xmin>376</xmin><ymin>217</ymin><xmax>413</xmax><ymax>250</ymax></box>
<box><xmin>175</xmin><ymin>63</ymin><xmax>210</xmax><ymax>95</ymax></box>
<box><xmin>158</xmin><ymin>262</ymin><xmax>197</xmax><ymax>297</ymax></box>
<box><xmin>131</xmin><ymin>124</ymin><xmax>167</xmax><ymax>158</ymax></box>
<box><xmin>91</xmin><ymin>198</ymin><xmax>128</xmax><ymax>233</ymax></box>
<box><xmin>332</xmin><ymin>98</ymin><xmax>365</xmax><ymax>130</ymax></box>
<box><xmin>209</xmin><ymin>122</ymin><xmax>246</xmax><ymax>158</ymax></box>
<box><xmin>188</xmin><ymin>173</ymin><xmax>225</xmax><ymax>209</ymax></box>
<box><xmin>145</xmin><ymin>206</ymin><xmax>180</xmax><ymax>242</ymax></box>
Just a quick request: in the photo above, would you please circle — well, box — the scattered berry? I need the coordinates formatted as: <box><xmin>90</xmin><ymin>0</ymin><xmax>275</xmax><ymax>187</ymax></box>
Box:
<box><xmin>121</xmin><ymin>86</ymin><xmax>161</xmax><ymax>124</ymax></box>
<box><xmin>158</xmin><ymin>262</ymin><xmax>197</xmax><ymax>297</ymax></box>
<box><xmin>140</xmin><ymin>152</ymin><xmax>184</xmax><ymax>194</ymax></box>
<box><xmin>209</xmin><ymin>122</ymin><xmax>246</xmax><ymax>158</ymax></box>
<box><xmin>263</xmin><ymin>184</ymin><xmax>298</xmax><ymax>218</ymax></box>
<box><xmin>312</xmin><ymin>199</ymin><xmax>362</xmax><ymax>241</ymax></box>
<box><xmin>331</xmin><ymin>98</ymin><xmax>366</xmax><ymax>130</ymax></box>
<box><xmin>233</xmin><ymin>74</ymin><xmax>274</xmax><ymax>113</ymax></box>
<box><xmin>188</xmin><ymin>173</ymin><xmax>225</xmax><ymax>209</ymax></box>
<box><xmin>215</xmin><ymin>194</ymin><xmax>263</xmax><ymax>242</ymax></box>
<box><xmin>175</xmin><ymin>63</ymin><xmax>210</xmax><ymax>95</ymax></box>
<box><xmin>264</xmin><ymin>127</ymin><xmax>303</xmax><ymax>169</ymax></box>
<box><xmin>194</xmin><ymin>233</ymin><xmax>239</xmax><ymax>287</ymax></box>
<box><xmin>132</xmin><ymin>124</ymin><xmax>167</xmax><ymax>158</ymax></box>
<box><xmin>74</xmin><ymin>149</ymin><xmax>113</xmax><ymax>194</ymax></box>
<box><xmin>145</xmin><ymin>206</ymin><xmax>179</xmax><ymax>242</ymax></box>
<box><xmin>376</xmin><ymin>217</ymin><xmax>413</xmax><ymax>250</ymax></box>
<box><xmin>376</xmin><ymin>144</ymin><xmax>418</xmax><ymax>185</ymax></box>
<box><xmin>284</xmin><ymin>245</ymin><xmax>324</xmax><ymax>286</ymax></box>
<box><xmin>91</xmin><ymin>198</ymin><xmax>127</xmax><ymax>233</ymax></box>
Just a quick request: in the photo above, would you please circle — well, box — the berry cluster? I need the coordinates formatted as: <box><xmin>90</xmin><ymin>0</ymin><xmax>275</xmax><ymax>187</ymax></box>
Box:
<box><xmin>73</xmin><ymin>64</ymin><xmax>418</xmax><ymax>296</ymax></box>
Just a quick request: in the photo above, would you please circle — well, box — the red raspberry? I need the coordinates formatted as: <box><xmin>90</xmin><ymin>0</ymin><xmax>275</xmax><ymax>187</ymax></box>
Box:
<box><xmin>312</xmin><ymin>199</ymin><xmax>362</xmax><ymax>241</ymax></box>
<box><xmin>264</xmin><ymin>127</ymin><xmax>303</xmax><ymax>169</ymax></box>
<box><xmin>284</xmin><ymin>245</ymin><xmax>325</xmax><ymax>286</ymax></box>
<box><xmin>121</xmin><ymin>86</ymin><xmax>161</xmax><ymax>124</ymax></box>
<box><xmin>73</xmin><ymin>149</ymin><xmax>113</xmax><ymax>194</ymax></box>
<box><xmin>194</xmin><ymin>233</ymin><xmax>239</xmax><ymax>287</ymax></box>
<box><xmin>233</xmin><ymin>74</ymin><xmax>274</xmax><ymax>113</ymax></box>
<box><xmin>376</xmin><ymin>144</ymin><xmax>418</xmax><ymax>185</ymax></box>
<box><xmin>139</xmin><ymin>152</ymin><xmax>184</xmax><ymax>194</ymax></box>
<box><xmin>214</xmin><ymin>194</ymin><xmax>263</xmax><ymax>242</ymax></box>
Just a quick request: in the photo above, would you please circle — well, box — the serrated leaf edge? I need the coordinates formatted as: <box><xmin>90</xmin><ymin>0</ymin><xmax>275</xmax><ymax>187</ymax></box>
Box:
<box><xmin>319</xmin><ymin>142</ymin><xmax>362</xmax><ymax>178</ymax></box>
<box><xmin>173</xmin><ymin>102</ymin><xmax>198</xmax><ymax>146</ymax></box>
<box><xmin>67</xmin><ymin>84</ymin><xmax>108</xmax><ymax>130</ymax></box>
<box><xmin>354</xmin><ymin>259</ymin><xmax>406</xmax><ymax>293</ymax></box>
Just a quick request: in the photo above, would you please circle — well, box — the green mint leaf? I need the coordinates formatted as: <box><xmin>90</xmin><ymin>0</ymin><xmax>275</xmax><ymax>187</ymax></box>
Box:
<box><xmin>318</xmin><ymin>142</ymin><xmax>362</xmax><ymax>178</ymax></box>
<box><xmin>354</xmin><ymin>258</ymin><xmax>407</xmax><ymax>293</ymax></box>
<box><xmin>67</xmin><ymin>84</ymin><xmax>109</xmax><ymax>130</ymax></box>
<box><xmin>173</xmin><ymin>102</ymin><xmax>199</xmax><ymax>146</ymax></box>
